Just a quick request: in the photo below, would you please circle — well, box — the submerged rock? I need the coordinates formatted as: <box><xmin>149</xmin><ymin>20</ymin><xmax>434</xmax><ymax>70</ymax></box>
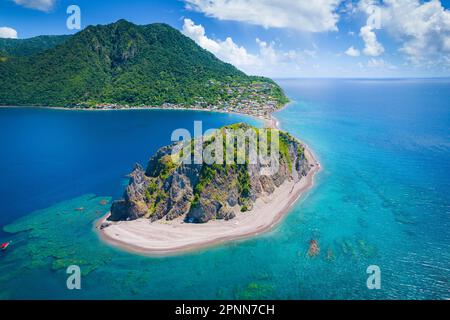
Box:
<box><xmin>3</xmin><ymin>194</ymin><xmax>113</xmax><ymax>279</ymax></box>
<box><xmin>308</xmin><ymin>239</ymin><xmax>320</xmax><ymax>257</ymax></box>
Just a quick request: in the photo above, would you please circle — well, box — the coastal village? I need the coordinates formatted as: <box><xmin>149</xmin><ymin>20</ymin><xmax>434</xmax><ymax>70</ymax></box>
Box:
<box><xmin>72</xmin><ymin>81</ymin><xmax>284</xmax><ymax>120</ymax></box>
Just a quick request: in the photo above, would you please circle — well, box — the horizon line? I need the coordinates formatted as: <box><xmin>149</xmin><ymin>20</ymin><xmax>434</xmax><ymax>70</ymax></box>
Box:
<box><xmin>271</xmin><ymin>76</ymin><xmax>450</xmax><ymax>80</ymax></box>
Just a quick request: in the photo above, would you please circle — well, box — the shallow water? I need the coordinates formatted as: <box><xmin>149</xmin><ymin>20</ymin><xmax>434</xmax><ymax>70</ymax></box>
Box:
<box><xmin>0</xmin><ymin>79</ymin><xmax>449</xmax><ymax>299</ymax></box>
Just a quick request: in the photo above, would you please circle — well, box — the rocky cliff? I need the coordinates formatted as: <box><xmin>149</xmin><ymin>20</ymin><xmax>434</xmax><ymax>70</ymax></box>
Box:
<box><xmin>109</xmin><ymin>123</ymin><xmax>310</xmax><ymax>223</ymax></box>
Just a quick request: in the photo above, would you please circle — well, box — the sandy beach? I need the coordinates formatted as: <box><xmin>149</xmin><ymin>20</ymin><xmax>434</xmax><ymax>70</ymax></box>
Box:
<box><xmin>96</xmin><ymin>143</ymin><xmax>320</xmax><ymax>256</ymax></box>
<box><xmin>6</xmin><ymin>104</ymin><xmax>319</xmax><ymax>256</ymax></box>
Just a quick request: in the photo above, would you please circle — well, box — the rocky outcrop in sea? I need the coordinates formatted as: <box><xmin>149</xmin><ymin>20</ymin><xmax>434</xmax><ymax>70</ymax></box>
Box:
<box><xmin>109</xmin><ymin>123</ymin><xmax>310</xmax><ymax>223</ymax></box>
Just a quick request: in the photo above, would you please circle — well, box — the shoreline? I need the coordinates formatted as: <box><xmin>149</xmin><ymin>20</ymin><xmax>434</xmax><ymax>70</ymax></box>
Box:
<box><xmin>3</xmin><ymin>104</ymin><xmax>321</xmax><ymax>257</ymax></box>
<box><xmin>96</xmin><ymin>138</ymin><xmax>320</xmax><ymax>257</ymax></box>
<box><xmin>0</xmin><ymin>105</ymin><xmax>274</xmax><ymax>128</ymax></box>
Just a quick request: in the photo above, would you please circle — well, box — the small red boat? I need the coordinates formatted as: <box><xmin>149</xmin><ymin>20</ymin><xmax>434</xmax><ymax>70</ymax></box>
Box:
<box><xmin>1</xmin><ymin>242</ymin><xmax>10</xmax><ymax>250</ymax></box>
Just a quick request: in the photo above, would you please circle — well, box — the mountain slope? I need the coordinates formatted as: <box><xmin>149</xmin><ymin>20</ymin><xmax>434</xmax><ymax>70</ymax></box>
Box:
<box><xmin>0</xmin><ymin>20</ymin><xmax>287</xmax><ymax>109</ymax></box>
<box><xmin>0</xmin><ymin>35</ymin><xmax>70</xmax><ymax>57</ymax></box>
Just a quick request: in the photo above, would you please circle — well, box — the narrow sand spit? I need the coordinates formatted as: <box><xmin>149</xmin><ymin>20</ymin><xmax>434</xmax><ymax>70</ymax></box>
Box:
<box><xmin>96</xmin><ymin>145</ymin><xmax>320</xmax><ymax>256</ymax></box>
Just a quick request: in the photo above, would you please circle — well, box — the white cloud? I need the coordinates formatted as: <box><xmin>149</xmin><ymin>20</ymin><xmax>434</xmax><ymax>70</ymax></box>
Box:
<box><xmin>359</xmin><ymin>0</ymin><xmax>450</xmax><ymax>67</ymax></box>
<box><xmin>367</xmin><ymin>58</ymin><xmax>397</xmax><ymax>69</ymax></box>
<box><xmin>367</xmin><ymin>58</ymin><xmax>386</xmax><ymax>68</ymax></box>
<box><xmin>13</xmin><ymin>0</ymin><xmax>56</xmax><ymax>12</ymax></box>
<box><xmin>345</xmin><ymin>46</ymin><xmax>360</xmax><ymax>57</ymax></box>
<box><xmin>182</xmin><ymin>18</ymin><xmax>260</xmax><ymax>68</ymax></box>
<box><xmin>182</xmin><ymin>18</ymin><xmax>306</xmax><ymax>77</ymax></box>
<box><xmin>0</xmin><ymin>27</ymin><xmax>18</xmax><ymax>39</ymax></box>
<box><xmin>360</xmin><ymin>25</ymin><xmax>384</xmax><ymax>56</ymax></box>
<box><xmin>184</xmin><ymin>0</ymin><xmax>342</xmax><ymax>32</ymax></box>
<box><xmin>379</xmin><ymin>0</ymin><xmax>450</xmax><ymax>66</ymax></box>
<box><xmin>356</xmin><ymin>0</ymin><xmax>384</xmax><ymax>57</ymax></box>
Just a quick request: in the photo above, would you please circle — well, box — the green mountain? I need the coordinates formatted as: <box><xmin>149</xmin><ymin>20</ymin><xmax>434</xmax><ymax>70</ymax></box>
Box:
<box><xmin>0</xmin><ymin>19</ymin><xmax>287</xmax><ymax>109</ymax></box>
<box><xmin>0</xmin><ymin>35</ymin><xmax>70</xmax><ymax>57</ymax></box>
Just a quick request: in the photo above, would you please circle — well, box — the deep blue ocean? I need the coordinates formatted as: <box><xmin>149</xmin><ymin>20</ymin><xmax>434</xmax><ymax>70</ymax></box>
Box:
<box><xmin>0</xmin><ymin>79</ymin><xmax>449</xmax><ymax>299</ymax></box>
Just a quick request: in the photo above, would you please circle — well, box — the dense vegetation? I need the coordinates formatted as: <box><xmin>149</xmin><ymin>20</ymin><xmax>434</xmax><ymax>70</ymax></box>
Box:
<box><xmin>174</xmin><ymin>123</ymin><xmax>297</xmax><ymax>213</ymax></box>
<box><xmin>0</xmin><ymin>35</ymin><xmax>70</xmax><ymax>57</ymax></box>
<box><xmin>0</xmin><ymin>20</ymin><xmax>287</xmax><ymax>108</ymax></box>
<box><xmin>109</xmin><ymin>123</ymin><xmax>307</xmax><ymax>223</ymax></box>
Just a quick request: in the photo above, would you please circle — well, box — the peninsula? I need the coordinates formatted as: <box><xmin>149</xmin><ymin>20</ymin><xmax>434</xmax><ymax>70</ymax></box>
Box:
<box><xmin>0</xmin><ymin>19</ymin><xmax>321</xmax><ymax>255</ymax></box>
<box><xmin>97</xmin><ymin>123</ymin><xmax>320</xmax><ymax>255</ymax></box>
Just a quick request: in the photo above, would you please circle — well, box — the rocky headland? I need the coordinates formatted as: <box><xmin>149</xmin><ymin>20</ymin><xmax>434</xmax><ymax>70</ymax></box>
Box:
<box><xmin>97</xmin><ymin>123</ymin><xmax>320</xmax><ymax>255</ymax></box>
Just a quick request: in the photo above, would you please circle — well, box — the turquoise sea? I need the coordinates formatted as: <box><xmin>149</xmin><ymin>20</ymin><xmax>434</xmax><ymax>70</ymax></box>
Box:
<box><xmin>0</xmin><ymin>79</ymin><xmax>449</xmax><ymax>299</ymax></box>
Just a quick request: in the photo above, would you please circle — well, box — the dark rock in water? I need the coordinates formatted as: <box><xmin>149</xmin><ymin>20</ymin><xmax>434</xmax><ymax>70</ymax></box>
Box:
<box><xmin>99</xmin><ymin>222</ymin><xmax>111</xmax><ymax>230</ymax></box>
<box><xmin>109</xmin><ymin>123</ymin><xmax>310</xmax><ymax>224</ymax></box>
<box><xmin>308</xmin><ymin>239</ymin><xmax>320</xmax><ymax>257</ymax></box>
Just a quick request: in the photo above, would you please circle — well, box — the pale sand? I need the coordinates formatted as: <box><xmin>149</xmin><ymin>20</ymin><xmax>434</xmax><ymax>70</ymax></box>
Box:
<box><xmin>6</xmin><ymin>105</ymin><xmax>320</xmax><ymax>255</ymax></box>
<box><xmin>96</xmin><ymin>145</ymin><xmax>320</xmax><ymax>256</ymax></box>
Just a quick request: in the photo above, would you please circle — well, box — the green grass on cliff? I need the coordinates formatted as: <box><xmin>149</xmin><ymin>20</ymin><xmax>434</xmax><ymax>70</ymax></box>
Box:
<box><xmin>279</xmin><ymin>133</ymin><xmax>293</xmax><ymax>171</ymax></box>
<box><xmin>145</xmin><ymin>124</ymin><xmax>300</xmax><ymax>213</ymax></box>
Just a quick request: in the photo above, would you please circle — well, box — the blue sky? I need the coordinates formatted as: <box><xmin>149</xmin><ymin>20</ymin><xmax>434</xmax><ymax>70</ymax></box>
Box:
<box><xmin>1</xmin><ymin>0</ymin><xmax>450</xmax><ymax>78</ymax></box>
